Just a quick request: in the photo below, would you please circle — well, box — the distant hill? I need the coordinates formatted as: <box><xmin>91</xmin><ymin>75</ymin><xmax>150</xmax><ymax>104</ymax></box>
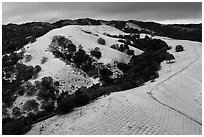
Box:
<box><xmin>3</xmin><ymin>18</ymin><xmax>201</xmax><ymax>55</ymax></box>
<box><xmin>129</xmin><ymin>20</ymin><xmax>202</xmax><ymax>42</ymax></box>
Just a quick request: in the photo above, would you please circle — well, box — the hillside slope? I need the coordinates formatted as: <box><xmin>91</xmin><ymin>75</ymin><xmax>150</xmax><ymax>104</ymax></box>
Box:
<box><xmin>27</xmin><ymin>36</ymin><xmax>202</xmax><ymax>135</ymax></box>
<box><xmin>3</xmin><ymin>25</ymin><xmax>143</xmax><ymax>119</ymax></box>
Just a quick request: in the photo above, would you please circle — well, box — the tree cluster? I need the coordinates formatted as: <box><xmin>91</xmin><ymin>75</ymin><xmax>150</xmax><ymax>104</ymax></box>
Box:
<box><xmin>97</xmin><ymin>38</ymin><xmax>106</xmax><ymax>45</ymax></box>
<box><xmin>175</xmin><ymin>45</ymin><xmax>184</xmax><ymax>52</ymax></box>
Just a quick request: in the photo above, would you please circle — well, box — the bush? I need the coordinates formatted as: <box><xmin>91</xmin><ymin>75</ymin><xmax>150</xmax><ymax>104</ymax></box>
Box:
<box><xmin>167</xmin><ymin>46</ymin><xmax>172</xmax><ymax>50</ymax></box>
<box><xmin>67</xmin><ymin>44</ymin><xmax>76</xmax><ymax>53</ymax></box>
<box><xmin>41</xmin><ymin>101</ymin><xmax>55</xmax><ymax>112</ymax></box>
<box><xmin>56</xmin><ymin>36</ymin><xmax>72</xmax><ymax>49</ymax></box>
<box><xmin>125</xmin><ymin>40</ymin><xmax>131</xmax><ymax>45</ymax></box>
<box><xmin>37</xmin><ymin>76</ymin><xmax>55</xmax><ymax>100</ymax></box>
<box><xmin>34</xmin><ymin>65</ymin><xmax>41</xmax><ymax>73</ymax></box>
<box><xmin>72</xmin><ymin>48</ymin><xmax>86</xmax><ymax>67</ymax></box>
<box><xmin>41</xmin><ymin>76</ymin><xmax>53</xmax><ymax>87</ymax></box>
<box><xmin>12</xmin><ymin>107</ymin><xmax>22</xmax><ymax>117</ymax></box>
<box><xmin>127</xmin><ymin>50</ymin><xmax>135</xmax><ymax>55</ymax></box>
<box><xmin>24</xmin><ymin>54</ymin><xmax>32</xmax><ymax>62</ymax></box>
<box><xmin>99</xmin><ymin>68</ymin><xmax>113</xmax><ymax>85</ymax></box>
<box><xmin>26</xmin><ymin>85</ymin><xmax>37</xmax><ymax>96</ymax></box>
<box><xmin>17</xmin><ymin>87</ymin><xmax>25</xmax><ymax>96</ymax></box>
<box><xmin>34</xmin><ymin>80</ymin><xmax>42</xmax><ymax>90</ymax></box>
<box><xmin>118</xmin><ymin>39</ymin><xmax>125</xmax><ymax>43</ymax></box>
<box><xmin>27</xmin><ymin>111</ymin><xmax>49</xmax><ymax>122</ymax></box>
<box><xmin>74</xmin><ymin>94</ymin><xmax>90</xmax><ymax>107</ymax></box>
<box><xmin>120</xmin><ymin>80</ymin><xmax>134</xmax><ymax>90</ymax></box>
<box><xmin>23</xmin><ymin>99</ymin><xmax>39</xmax><ymax>112</ymax></box>
<box><xmin>23</xmin><ymin>81</ymin><xmax>37</xmax><ymax>96</ymax></box>
<box><xmin>2</xmin><ymin>117</ymin><xmax>32</xmax><ymax>135</ymax></box>
<box><xmin>175</xmin><ymin>45</ymin><xmax>184</xmax><ymax>52</ymax></box>
<box><xmin>165</xmin><ymin>53</ymin><xmax>175</xmax><ymax>63</ymax></box>
<box><xmin>90</xmin><ymin>48</ymin><xmax>102</xmax><ymax>59</ymax></box>
<box><xmin>78</xmin><ymin>44</ymin><xmax>83</xmax><ymax>50</ymax></box>
<box><xmin>53</xmin><ymin>81</ymin><xmax>60</xmax><ymax>87</ymax></box>
<box><xmin>110</xmin><ymin>44</ymin><xmax>119</xmax><ymax>50</ymax></box>
<box><xmin>57</xmin><ymin>95</ymin><xmax>75</xmax><ymax>114</ymax></box>
<box><xmin>97</xmin><ymin>38</ymin><xmax>106</xmax><ymax>45</ymax></box>
<box><xmin>65</xmin><ymin>53</ymin><xmax>73</xmax><ymax>62</ymax></box>
<box><xmin>117</xmin><ymin>62</ymin><xmax>131</xmax><ymax>73</ymax></box>
<box><xmin>40</xmin><ymin>56</ymin><xmax>48</xmax><ymax>64</ymax></box>
<box><xmin>2</xmin><ymin>117</ymin><xmax>12</xmax><ymax>126</ymax></box>
<box><xmin>118</xmin><ymin>44</ymin><xmax>129</xmax><ymax>52</ymax></box>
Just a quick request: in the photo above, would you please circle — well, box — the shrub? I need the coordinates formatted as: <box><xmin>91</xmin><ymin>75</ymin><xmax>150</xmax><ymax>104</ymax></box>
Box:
<box><xmin>94</xmin><ymin>47</ymin><xmax>100</xmax><ymax>51</ymax></box>
<box><xmin>99</xmin><ymin>68</ymin><xmax>113</xmax><ymax>85</ymax></box>
<box><xmin>167</xmin><ymin>46</ymin><xmax>172</xmax><ymax>50</ymax></box>
<box><xmin>68</xmin><ymin>44</ymin><xmax>76</xmax><ymax>53</ymax></box>
<box><xmin>127</xmin><ymin>50</ymin><xmax>135</xmax><ymax>55</ymax></box>
<box><xmin>117</xmin><ymin>62</ymin><xmax>131</xmax><ymax>73</ymax></box>
<box><xmin>2</xmin><ymin>117</ymin><xmax>32</xmax><ymax>135</ymax></box>
<box><xmin>118</xmin><ymin>44</ymin><xmax>129</xmax><ymax>52</ymax></box>
<box><xmin>175</xmin><ymin>45</ymin><xmax>184</xmax><ymax>52</ymax></box>
<box><xmin>118</xmin><ymin>39</ymin><xmax>125</xmax><ymax>43</ymax></box>
<box><xmin>27</xmin><ymin>111</ymin><xmax>49</xmax><ymax>122</ymax></box>
<box><xmin>2</xmin><ymin>117</ymin><xmax>12</xmax><ymax>126</ymax></box>
<box><xmin>41</xmin><ymin>76</ymin><xmax>53</xmax><ymax>88</ymax></box>
<box><xmin>23</xmin><ymin>99</ymin><xmax>39</xmax><ymax>112</ymax></box>
<box><xmin>72</xmin><ymin>48</ymin><xmax>92</xmax><ymax>68</ymax></box>
<box><xmin>110</xmin><ymin>44</ymin><xmax>119</xmax><ymax>50</ymax></box>
<box><xmin>57</xmin><ymin>95</ymin><xmax>75</xmax><ymax>114</ymax></box>
<box><xmin>37</xmin><ymin>76</ymin><xmax>55</xmax><ymax>100</ymax></box>
<box><xmin>120</xmin><ymin>80</ymin><xmax>134</xmax><ymax>90</ymax></box>
<box><xmin>97</xmin><ymin>38</ymin><xmax>106</xmax><ymax>45</ymax></box>
<box><xmin>118</xmin><ymin>34</ymin><xmax>124</xmax><ymax>38</ymax></box>
<box><xmin>23</xmin><ymin>81</ymin><xmax>32</xmax><ymax>89</ymax></box>
<box><xmin>12</xmin><ymin>107</ymin><xmax>22</xmax><ymax>118</ymax></box>
<box><xmin>53</xmin><ymin>81</ymin><xmax>60</xmax><ymax>87</ymax></box>
<box><xmin>90</xmin><ymin>48</ymin><xmax>102</xmax><ymax>59</ymax></box>
<box><xmin>26</xmin><ymin>84</ymin><xmax>37</xmax><ymax>97</ymax></box>
<box><xmin>165</xmin><ymin>53</ymin><xmax>175</xmax><ymax>63</ymax></box>
<box><xmin>56</xmin><ymin>36</ymin><xmax>72</xmax><ymax>49</ymax></box>
<box><xmin>17</xmin><ymin>87</ymin><xmax>25</xmax><ymax>96</ymax></box>
<box><xmin>40</xmin><ymin>56</ymin><xmax>48</xmax><ymax>64</ymax></box>
<box><xmin>22</xmin><ymin>81</ymin><xmax>37</xmax><ymax>96</ymax></box>
<box><xmin>34</xmin><ymin>65</ymin><xmax>41</xmax><ymax>73</ymax></box>
<box><xmin>125</xmin><ymin>40</ymin><xmax>131</xmax><ymax>45</ymax></box>
<box><xmin>34</xmin><ymin>80</ymin><xmax>42</xmax><ymax>90</ymax></box>
<box><xmin>24</xmin><ymin>54</ymin><xmax>32</xmax><ymax>62</ymax></box>
<box><xmin>65</xmin><ymin>53</ymin><xmax>73</xmax><ymax>62</ymax></box>
<box><xmin>74</xmin><ymin>94</ymin><xmax>90</xmax><ymax>107</ymax></box>
<box><xmin>78</xmin><ymin>44</ymin><xmax>83</xmax><ymax>50</ymax></box>
<box><xmin>27</xmin><ymin>36</ymin><xmax>36</xmax><ymax>43</ymax></box>
<box><xmin>41</xmin><ymin>100</ymin><xmax>55</xmax><ymax>112</ymax></box>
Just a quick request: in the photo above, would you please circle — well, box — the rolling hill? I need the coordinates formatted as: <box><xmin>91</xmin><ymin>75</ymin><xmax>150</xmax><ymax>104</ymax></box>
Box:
<box><xmin>2</xmin><ymin>18</ymin><xmax>202</xmax><ymax>135</ymax></box>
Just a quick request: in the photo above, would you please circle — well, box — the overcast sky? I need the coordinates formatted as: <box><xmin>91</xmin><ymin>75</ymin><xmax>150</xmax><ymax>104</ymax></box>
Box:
<box><xmin>2</xmin><ymin>2</ymin><xmax>202</xmax><ymax>25</ymax></box>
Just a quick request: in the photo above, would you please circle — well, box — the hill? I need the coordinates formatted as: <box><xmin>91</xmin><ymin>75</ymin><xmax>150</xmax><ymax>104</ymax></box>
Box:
<box><xmin>2</xmin><ymin>18</ymin><xmax>201</xmax><ymax>56</ymax></box>
<box><xmin>2</xmin><ymin>18</ymin><xmax>201</xmax><ymax>135</ymax></box>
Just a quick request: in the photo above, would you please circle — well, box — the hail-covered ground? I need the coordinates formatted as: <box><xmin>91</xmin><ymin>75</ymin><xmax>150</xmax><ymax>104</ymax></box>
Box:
<box><xmin>6</xmin><ymin>25</ymin><xmax>143</xmax><ymax>118</ymax></box>
<box><xmin>27</xmin><ymin>26</ymin><xmax>202</xmax><ymax>135</ymax></box>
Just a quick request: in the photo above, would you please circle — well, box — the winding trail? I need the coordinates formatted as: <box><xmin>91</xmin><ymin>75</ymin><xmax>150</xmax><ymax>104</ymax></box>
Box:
<box><xmin>147</xmin><ymin>44</ymin><xmax>201</xmax><ymax>126</ymax></box>
<box><xmin>27</xmin><ymin>38</ymin><xmax>202</xmax><ymax>135</ymax></box>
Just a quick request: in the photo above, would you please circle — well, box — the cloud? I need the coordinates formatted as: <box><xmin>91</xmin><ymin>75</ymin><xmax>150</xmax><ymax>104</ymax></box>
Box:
<box><xmin>2</xmin><ymin>2</ymin><xmax>202</xmax><ymax>24</ymax></box>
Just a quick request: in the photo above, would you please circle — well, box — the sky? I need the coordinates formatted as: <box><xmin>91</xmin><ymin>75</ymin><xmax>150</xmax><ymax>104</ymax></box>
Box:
<box><xmin>2</xmin><ymin>2</ymin><xmax>202</xmax><ymax>25</ymax></box>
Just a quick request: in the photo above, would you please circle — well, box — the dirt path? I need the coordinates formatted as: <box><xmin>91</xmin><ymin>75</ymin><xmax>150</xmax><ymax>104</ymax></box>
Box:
<box><xmin>148</xmin><ymin>42</ymin><xmax>202</xmax><ymax>125</ymax></box>
<box><xmin>27</xmin><ymin>39</ymin><xmax>202</xmax><ymax>135</ymax></box>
